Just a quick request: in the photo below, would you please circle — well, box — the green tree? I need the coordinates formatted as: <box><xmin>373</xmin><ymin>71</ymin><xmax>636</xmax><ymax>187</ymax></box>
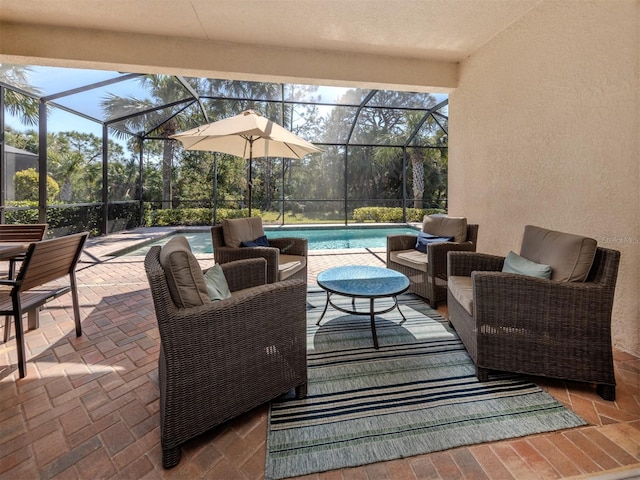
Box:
<box><xmin>108</xmin><ymin>156</ymin><xmax>139</xmax><ymax>201</ymax></box>
<box><xmin>174</xmin><ymin>150</ymin><xmax>246</xmax><ymax>210</ymax></box>
<box><xmin>47</xmin><ymin>131</ymin><xmax>118</xmax><ymax>203</ymax></box>
<box><xmin>4</xmin><ymin>126</ymin><xmax>39</xmax><ymax>153</ymax></box>
<box><xmin>411</xmin><ymin>112</ymin><xmax>448</xmax><ymax>208</ymax></box>
<box><xmin>14</xmin><ymin>168</ymin><xmax>59</xmax><ymax>202</ymax></box>
<box><xmin>101</xmin><ymin>75</ymin><xmax>192</xmax><ymax>209</ymax></box>
<box><xmin>372</xmin><ymin>100</ymin><xmax>448</xmax><ymax>209</ymax></box>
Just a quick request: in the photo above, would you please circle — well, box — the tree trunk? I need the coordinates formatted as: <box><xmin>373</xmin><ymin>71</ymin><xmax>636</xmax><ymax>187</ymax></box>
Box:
<box><xmin>411</xmin><ymin>154</ymin><xmax>424</xmax><ymax>209</ymax></box>
<box><xmin>162</xmin><ymin>141</ymin><xmax>173</xmax><ymax>209</ymax></box>
<box><xmin>61</xmin><ymin>179</ymin><xmax>73</xmax><ymax>203</ymax></box>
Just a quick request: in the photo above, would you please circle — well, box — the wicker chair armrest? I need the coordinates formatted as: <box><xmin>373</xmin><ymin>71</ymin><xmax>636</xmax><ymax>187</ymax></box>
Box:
<box><xmin>428</xmin><ymin>242</ymin><xmax>476</xmax><ymax>275</ymax></box>
<box><xmin>216</xmin><ymin>258</ymin><xmax>267</xmax><ymax>291</ymax></box>
<box><xmin>472</xmin><ymin>271</ymin><xmax>614</xmax><ymax>335</ymax></box>
<box><xmin>159</xmin><ymin>279</ymin><xmax>307</xmax><ymax>366</ymax></box>
<box><xmin>269</xmin><ymin>237</ymin><xmax>308</xmax><ymax>257</ymax></box>
<box><xmin>447</xmin><ymin>251</ymin><xmax>504</xmax><ymax>277</ymax></box>
<box><xmin>387</xmin><ymin>234</ymin><xmax>417</xmax><ymax>252</ymax></box>
<box><xmin>215</xmin><ymin>245</ymin><xmax>278</xmax><ymax>266</ymax></box>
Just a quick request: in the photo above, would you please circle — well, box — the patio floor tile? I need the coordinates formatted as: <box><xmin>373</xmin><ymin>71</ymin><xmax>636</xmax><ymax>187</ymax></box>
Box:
<box><xmin>0</xmin><ymin>228</ymin><xmax>638</xmax><ymax>479</ymax></box>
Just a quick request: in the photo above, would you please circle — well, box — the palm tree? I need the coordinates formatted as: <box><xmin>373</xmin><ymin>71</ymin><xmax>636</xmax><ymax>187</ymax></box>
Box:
<box><xmin>373</xmin><ymin>106</ymin><xmax>447</xmax><ymax>210</ymax></box>
<box><xmin>0</xmin><ymin>64</ymin><xmax>40</xmax><ymax>126</ymax></box>
<box><xmin>101</xmin><ymin>75</ymin><xmax>192</xmax><ymax>209</ymax></box>
<box><xmin>101</xmin><ymin>76</ymin><xmax>286</xmax><ymax>212</ymax></box>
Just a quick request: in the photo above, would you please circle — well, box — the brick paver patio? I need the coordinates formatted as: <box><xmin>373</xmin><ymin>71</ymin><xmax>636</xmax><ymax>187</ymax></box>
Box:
<box><xmin>0</xmin><ymin>228</ymin><xmax>638</xmax><ymax>479</ymax></box>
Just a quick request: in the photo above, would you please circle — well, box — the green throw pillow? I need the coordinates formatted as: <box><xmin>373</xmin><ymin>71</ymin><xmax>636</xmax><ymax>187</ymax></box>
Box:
<box><xmin>203</xmin><ymin>264</ymin><xmax>232</xmax><ymax>301</ymax></box>
<box><xmin>502</xmin><ymin>251</ymin><xmax>552</xmax><ymax>279</ymax></box>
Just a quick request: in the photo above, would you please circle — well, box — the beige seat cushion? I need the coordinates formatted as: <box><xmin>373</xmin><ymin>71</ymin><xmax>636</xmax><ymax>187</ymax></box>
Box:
<box><xmin>278</xmin><ymin>254</ymin><xmax>306</xmax><ymax>280</ymax></box>
<box><xmin>159</xmin><ymin>236</ymin><xmax>210</xmax><ymax>308</ymax></box>
<box><xmin>222</xmin><ymin>217</ymin><xmax>265</xmax><ymax>248</ymax></box>
<box><xmin>520</xmin><ymin>225</ymin><xmax>597</xmax><ymax>282</ymax></box>
<box><xmin>423</xmin><ymin>215</ymin><xmax>467</xmax><ymax>243</ymax></box>
<box><xmin>448</xmin><ymin>276</ymin><xmax>473</xmax><ymax>315</ymax></box>
<box><xmin>390</xmin><ymin>249</ymin><xmax>429</xmax><ymax>272</ymax></box>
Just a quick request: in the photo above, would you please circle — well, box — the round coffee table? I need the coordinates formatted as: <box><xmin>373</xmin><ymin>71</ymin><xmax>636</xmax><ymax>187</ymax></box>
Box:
<box><xmin>316</xmin><ymin>265</ymin><xmax>410</xmax><ymax>349</ymax></box>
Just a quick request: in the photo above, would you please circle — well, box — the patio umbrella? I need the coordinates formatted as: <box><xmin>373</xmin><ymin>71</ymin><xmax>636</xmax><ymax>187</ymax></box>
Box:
<box><xmin>171</xmin><ymin>109</ymin><xmax>322</xmax><ymax>216</ymax></box>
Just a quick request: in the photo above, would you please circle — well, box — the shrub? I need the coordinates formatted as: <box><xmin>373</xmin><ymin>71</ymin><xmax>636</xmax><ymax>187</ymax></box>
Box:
<box><xmin>14</xmin><ymin>168</ymin><xmax>60</xmax><ymax>203</ymax></box>
<box><xmin>4</xmin><ymin>202</ymin><xmax>40</xmax><ymax>224</ymax></box>
<box><xmin>4</xmin><ymin>202</ymin><xmax>101</xmax><ymax>237</ymax></box>
<box><xmin>143</xmin><ymin>206</ymin><xmax>259</xmax><ymax>226</ymax></box>
<box><xmin>353</xmin><ymin>207</ymin><xmax>446</xmax><ymax>223</ymax></box>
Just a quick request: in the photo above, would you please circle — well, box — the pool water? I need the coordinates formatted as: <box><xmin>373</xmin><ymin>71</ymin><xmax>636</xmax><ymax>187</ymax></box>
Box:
<box><xmin>122</xmin><ymin>226</ymin><xmax>419</xmax><ymax>256</ymax></box>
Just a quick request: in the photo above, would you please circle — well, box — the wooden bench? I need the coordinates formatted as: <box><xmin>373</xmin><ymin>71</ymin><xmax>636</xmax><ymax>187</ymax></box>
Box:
<box><xmin>0</xmin><ymin>224</ymin><xmax>48</xmax><ymax>278</ymax></box>
<box><xmin>0</xmin><ymin>232</ymin><xmax>88</xmax><ymax>378</ymax></box>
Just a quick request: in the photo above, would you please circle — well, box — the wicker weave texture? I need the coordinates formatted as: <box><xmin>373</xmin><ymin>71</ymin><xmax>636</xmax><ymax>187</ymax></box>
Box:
<box><xmin>386</xmin><ymin>224</ymin><xmax>479</xmax><ymax>308</ymax></box>
<box><xmin>447</xmin><ymin>247</ymin><xmax>620</xmax><ymax>400</ymax></box>
<box><xmin>211</xmin><ymin>225</ymin><xmax>308</xmax><ymax>283</ymax></box>
<box><xmin>144</xmin><ymin>247</ymin><xmax>308</xmax><ymax>468</ymax></box>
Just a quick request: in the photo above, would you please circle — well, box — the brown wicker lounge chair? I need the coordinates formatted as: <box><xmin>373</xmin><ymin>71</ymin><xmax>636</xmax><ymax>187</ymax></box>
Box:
<box><xmin>144</xmin><ymin>240</ymin><xmax>308</xmax><ymax>468</ymax></box>
<box><xmin>447</xmin><ymin>225</ymin><xmax>620</xmax><ymax>400</ymax></box>
<box><xmin>211</xmin><ymin>217</ymin><xmax>307</xmax><ymax>284</ymax></box>
<box><xmin>386</xmin><ymin>215</ymin><xmax>478</xmax><ymax>308</ymax></box>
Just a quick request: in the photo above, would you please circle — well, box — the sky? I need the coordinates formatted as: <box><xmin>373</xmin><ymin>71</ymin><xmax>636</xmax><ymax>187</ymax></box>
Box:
<box><xmin>3</xmin><ymin>64</ymin><xmax>448</xmax><ymax>146</ymax></box>
<box><xmin>4</xmin><ymin>66</ymin><xmax>144</xmax><ymax>135</ymax></box>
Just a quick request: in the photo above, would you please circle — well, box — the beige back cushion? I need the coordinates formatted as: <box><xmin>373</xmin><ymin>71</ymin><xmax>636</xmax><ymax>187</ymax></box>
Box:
<box><xmin>520</xmin><ymin>225</ymin><xmax>597</xmax><ymax>282</ymax></box>
<box><xmin>159</xmin><ymin>236</ymin><xmax>210</xmax><ymax>308</ymax></box>
<box><xmin>423</xmin><ymin>215</ymin><xmax>467</xmax><ymax>243</ymax></box>
<box><xmin>222</xmin><ymin>217</ymin><xmax>265</xmax><ymax>248</ymax></box>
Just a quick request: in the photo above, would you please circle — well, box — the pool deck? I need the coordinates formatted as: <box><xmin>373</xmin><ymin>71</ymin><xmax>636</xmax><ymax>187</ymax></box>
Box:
<box><xmin>89</xmin><ymin>226</ymin><xmax>393</xmax><ymax>283</ymax></box>
<box><xmin>1</xmin><ymin>227</ymin><xmax>638</xmax><ymax>480</ymax></box>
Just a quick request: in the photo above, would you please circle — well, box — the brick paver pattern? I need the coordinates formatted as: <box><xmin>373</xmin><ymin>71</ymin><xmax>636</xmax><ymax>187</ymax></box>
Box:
<box><xmin>0</xmin><ymin>229</ymin><xmax>638</xmax><ymax>479</ymax></box>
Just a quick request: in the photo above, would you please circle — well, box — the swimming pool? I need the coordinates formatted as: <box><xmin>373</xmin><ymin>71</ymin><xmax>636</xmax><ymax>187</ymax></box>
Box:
<box><xmin>120</xmin><ymin>226</ymin><xmax>419</xmax><ymax>256</ymax></box>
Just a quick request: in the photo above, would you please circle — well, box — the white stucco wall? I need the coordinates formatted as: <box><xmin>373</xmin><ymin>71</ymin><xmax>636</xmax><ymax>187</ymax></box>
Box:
<box><xmin>449</xmin><ymin>0</ymin><xmax>639</xmax><ymax>355</ymax></box>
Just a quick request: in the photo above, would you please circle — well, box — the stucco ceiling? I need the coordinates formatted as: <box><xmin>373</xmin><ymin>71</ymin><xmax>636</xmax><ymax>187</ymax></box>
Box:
<box><xmin>0</xmin><ymin>0</ymin><xmax>541</xmax><ymax>63</ymax></box>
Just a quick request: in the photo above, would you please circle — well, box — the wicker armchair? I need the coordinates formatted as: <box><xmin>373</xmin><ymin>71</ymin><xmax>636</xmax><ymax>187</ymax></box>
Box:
<box><xmin>144</xmin><ymin>245</ymin><xmax>308</xmax><ymax>468</ymax></box>
<box><xmin>386</xmin><ymin>216</ymin><xmax>478</xmax><ymax>308</ymax></box>
<box><xmin>211</xmin><ymin>217</ymin><xmax>308</xmax><ymax>284</ymax></box>
<box><xmin>447</xmin><ymin>226</ymin><xmax>620</xmax><ymax>400</ymax></box>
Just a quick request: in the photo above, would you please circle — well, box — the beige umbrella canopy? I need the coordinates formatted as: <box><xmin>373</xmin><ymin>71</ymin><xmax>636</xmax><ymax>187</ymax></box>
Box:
<box><xmin>171</xmin><ymin>109</ymin><xmax>322</xmax><ymax>216</ymax></box>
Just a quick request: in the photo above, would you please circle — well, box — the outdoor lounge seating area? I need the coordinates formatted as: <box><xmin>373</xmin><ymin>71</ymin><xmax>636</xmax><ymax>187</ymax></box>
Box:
<box><xmin>0</xmin><ymin>229</ymin><xmax>638</xmax><ymax>479</ymax></box>
<box><xmin>0</xmin><ymin>0</ymin><xmax>638</xmax><ymax>478</ymax></box>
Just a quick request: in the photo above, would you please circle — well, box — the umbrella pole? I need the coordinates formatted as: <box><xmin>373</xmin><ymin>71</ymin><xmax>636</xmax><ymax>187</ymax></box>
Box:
<box><xmin>248</xmin><ymin>141</ymin><xmax>253</xmax><ymax>217</ymax></box>
<box><xmin>213</xmin><ymin>154</ymin><xmax>218</xmax><ymax>225</ymax></box>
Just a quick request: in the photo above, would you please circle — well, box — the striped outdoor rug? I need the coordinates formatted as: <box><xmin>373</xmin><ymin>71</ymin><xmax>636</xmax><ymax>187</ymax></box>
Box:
<box><xmin>265</xmin><ymin>289</ymin><xmax>587</xmax><ymax>480</ymax></box>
